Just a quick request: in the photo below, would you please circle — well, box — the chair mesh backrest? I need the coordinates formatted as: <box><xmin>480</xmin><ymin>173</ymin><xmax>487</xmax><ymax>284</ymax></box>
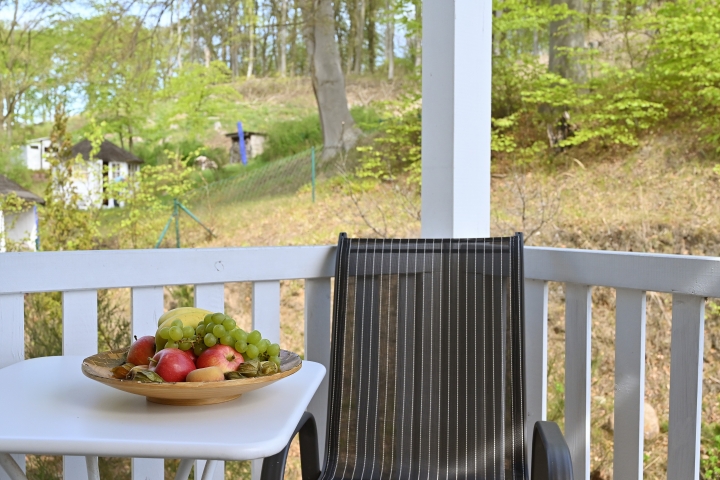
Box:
<box><xmin>322</xmin><ymin>234</ymin><xmax>526</xmax><ymax>480</ymax></box>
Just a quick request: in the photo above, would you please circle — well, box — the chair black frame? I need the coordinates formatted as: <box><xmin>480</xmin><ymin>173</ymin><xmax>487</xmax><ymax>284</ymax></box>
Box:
<box><xmin>261</xmin><ymin>234</ymin><xmax>573</xmax><ymax>480</ymax></box>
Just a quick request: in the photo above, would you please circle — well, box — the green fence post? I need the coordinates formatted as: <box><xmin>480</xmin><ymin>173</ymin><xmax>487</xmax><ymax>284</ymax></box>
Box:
<box><xmin>311</xmin><ymin>146</ymin><xmax>316</xmax><ymax>203</ymax></box>
<box><xmin>174</xmin><ymin>199</ymin><xmax>180</xmax><ymax>248</ymax></box>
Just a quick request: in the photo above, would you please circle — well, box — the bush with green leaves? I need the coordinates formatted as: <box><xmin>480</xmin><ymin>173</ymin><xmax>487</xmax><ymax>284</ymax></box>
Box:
<box><xmin>703</xmin><ymin>431</ymin><xmax>720</xmax><ymax>479</ymax></box>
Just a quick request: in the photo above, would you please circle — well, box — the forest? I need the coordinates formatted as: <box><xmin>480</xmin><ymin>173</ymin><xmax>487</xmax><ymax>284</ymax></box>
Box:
<box><xmin>2</xmin><ymin>0</ymin><xmax>720</xmax><ymax>168</ymax></box>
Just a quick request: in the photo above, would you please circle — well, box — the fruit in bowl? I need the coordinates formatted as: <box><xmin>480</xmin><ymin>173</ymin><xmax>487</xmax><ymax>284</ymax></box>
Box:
<box><xmin>126</xmin><ymin>335</ymin><xmax>156</xmax><ymax>366</ymax></box>
<box><xmin>117</xmin><ymin>308</ymin><xmax>283</xmax><ymax>383</ymax></box>
<box><xmin>196</xmin><ymin>345</ymin><xmax>244</xmax><ymax>373</ymax></box>
<box><xmin>149</xmin><ymin>348</ymin><xmax>196</xmax><ymax>382</ymax></box>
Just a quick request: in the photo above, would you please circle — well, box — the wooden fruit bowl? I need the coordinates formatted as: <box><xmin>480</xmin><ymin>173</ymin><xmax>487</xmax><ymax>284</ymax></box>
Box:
<box><xmin>82</xmin><ymin>348</ymin><xmax>302</xmax><ymax>406</ymax></box>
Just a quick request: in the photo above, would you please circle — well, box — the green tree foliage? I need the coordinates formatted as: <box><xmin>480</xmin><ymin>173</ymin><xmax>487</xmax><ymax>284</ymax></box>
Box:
<box><xmin>41</xmin><ymin>106</ymin><xmax>100</xmax><ymax>251</ymax></box>
<box><xmin>158</xmin><ymin>61</ymin><xmax>241</xmax><ymax>142</ymax></box>
<box><xmin>104</xmin><ymin>153</ymin><xmax>195</xmax><ymax>249</ymax></box>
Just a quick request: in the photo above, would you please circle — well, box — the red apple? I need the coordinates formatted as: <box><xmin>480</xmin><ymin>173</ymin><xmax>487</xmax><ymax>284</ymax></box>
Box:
<box><xmin>182</xmin><ymin>348</ymin><xmax>197</xmax><ymax>363</ymax></box>
<box><xmin>149</xmin><ymin>348</ymin><xmax>196</xmax><ymax>382</ymax></box>
<box><xmin>196</xmin><ymin>345</ymin><xmax>244</xmax><ymax>373</ymax></box>
<box><xmin>127</xmin><ymin>336</ymin><xmax>156</xmax><ymax>366</ymax></box>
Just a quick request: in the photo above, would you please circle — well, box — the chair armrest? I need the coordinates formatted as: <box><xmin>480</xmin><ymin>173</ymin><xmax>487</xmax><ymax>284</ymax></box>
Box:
<box><xmin>531</xmin><ymin>421</ymin><xmax>574</xmax><ymax>480</ymax></box>
<box><xmin>260</xmin><ymin>411</ymin><xmax>321</xmax><ymax>480</ymax></box>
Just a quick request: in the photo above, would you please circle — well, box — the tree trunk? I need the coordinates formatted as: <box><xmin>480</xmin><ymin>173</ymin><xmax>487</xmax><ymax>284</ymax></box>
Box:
<box><xmin>367</xmin><ymin>0</ymin><xmax>376</xmax><ymax>73</ymax></box>
<box><xmin>413</xmin><ymin>0</ymin><xmax>421</xmax><ymax>69</ymax></box>
<box><xmin>549</xmin><ymin>0</ymin><xmax>586</xmax><ymax>81</ymax></box>
<box><xmin>204</xmin><ymin>43</ymin><xmax>211</xmax><ymax>67</ymax></box>
<box><xmin>190</xmin><ymin>2</ymin><xmax>196</xmax><ymax>64</ymax></box>
<box><xmin>385</xmin><ymin>0</ymin><xmax>394</xmax><ymax>79</ymax></box>
<box><xmin>176</xmin><ymin>0</ymin><xmax>184</xmax><ymax>68</ymax></box>
<box><xmin>345</xmin><ymin>0</ymin><xmax>356</xmax><ymax>73</ymax></box>
<box><xmin>279</xmin><ymin>0</ymin><xmax>288</xmax><ymax>76</ymax></box>
<box><xmin>301</xmin><ymin>0</ymin><xmax>360</xmax><ymax>159</ymax></box>
<box><xmin>289</xmin><ymin>0</ymin><xmax>299</xmax><ymax>75</ymax></box>
<box><xmin>247</xmin><ymin>2</ymin><xmax>255</xmax><ymax>78</ymax></box>
<box><xmin>352</xmin><ymin>0</ymin><xmax>365</xmax><ymax>74</ymax></box>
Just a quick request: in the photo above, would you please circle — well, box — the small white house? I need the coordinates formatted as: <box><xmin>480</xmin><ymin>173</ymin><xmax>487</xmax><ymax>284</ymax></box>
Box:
<box><xmin>226</xmin><ymin>131</ymin><xmax>267</xmax><ymax>163</ymax></box>
<box><xmin>69</xmin><ymin>139</ymin><xmax>143</xmax><ymax>209</ymax></box>
<box><xmin>0</xmin><ymin>175</ymin><xmax>44</xmax><ymax>252</ymax></box>
<box><xmin>23</xmin><ymin>137</ymin><xmax>53</xmax><ymax>170</ymax></box>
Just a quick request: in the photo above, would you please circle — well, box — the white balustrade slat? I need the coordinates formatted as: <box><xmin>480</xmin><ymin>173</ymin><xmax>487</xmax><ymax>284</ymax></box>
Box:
<box><xmin>193</xmin><ymin>283</ymin><xmax>225</xmax><ymax>480</ymax></box>
<box><xmin>564</xmin><ymin>283</ymin><xmax>592</xmax><ymax>480</ymax></box>
<box><xmin>62</xmin><ymin>290</ymin><xmax>98</xmax><ymax>357</ymax></box>
<box><xmin>0</xmin><ymin>294</ymin><xmax>24</xmax><ymax>369</ymax></box>
<box><xmin>131</xmin><ymin>287</ymin><xmax>166</xmax><ymax>480</ymax></box>
<box><xmin>523</xmin><ymin>279</ymin><xmax>548</xmax><ymax>470</ymax></box>
<box><xmin>62</xmin><ymin>289</ymin><xmax>98</xmax><ymax>480</ymax></box>
<box><xmin>252</xmin><ymin>281</ymin><xmax>281</xmax><ymax>343</ymax></box>
<box><xmin>251</xmin><ymin>280</ymin><xmax>281</xmax><ymax>480</ymax></box>
<box><xmin>667</xmin><ymin>294</ymin><xmax>705</xmax><ymax>480</ymax></box>
<box><xmin>132</xmin><ymin>286</ymin><xmax>165</xmax><ymax>337</ymax></box>
<box><xmin>304</xmin><ymin>278</ymin><xmax>332</xmax><ymax>464</ymax></box>
<box><xmin>0</xmin><ymin>293</ymin><xmax>25</xmax><ymax>480</ymax></box>
<box><xmin>0</xmin><ymin>246</ymin><xmax>336</xmax><ymax>294</ymax></box>
<box><xmin>194</xmin><ymin>283</ymin><xmax>225</xmax><ymax>313</ymax></box>
<box><xmin>0</xmin><ymin>296</ymin><xmax>24</xmax><ymax>478</ymax></box>
<box><xmin>613</xmin><ymin>289</ymin><xmax>647</xmax><ymax>480</ymax></box>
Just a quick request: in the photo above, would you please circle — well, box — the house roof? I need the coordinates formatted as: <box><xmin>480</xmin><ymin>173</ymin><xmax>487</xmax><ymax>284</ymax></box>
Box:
<box><xmin>72</xmin><ymin>139</ymin><xmax>143</xmax><ymax>164</ymax></box>
<box><xmin>0</xmin><ymin>175</ymin><xmax>45</xmax><ymax>205</ymax></box>
<box><xmin>225</xmin><ymin>131</ymin><xmax>267</xmax><ymax>140</ymax></box>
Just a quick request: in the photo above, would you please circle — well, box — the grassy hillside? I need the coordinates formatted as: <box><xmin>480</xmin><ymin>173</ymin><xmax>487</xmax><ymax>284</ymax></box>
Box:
<box><xmin>167</xmin><ymin>134</ymin><xmax>720</xmax><ymax>480</ymax></box>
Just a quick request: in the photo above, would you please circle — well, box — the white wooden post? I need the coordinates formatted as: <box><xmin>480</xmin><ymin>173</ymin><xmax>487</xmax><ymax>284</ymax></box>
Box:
<box><xmin>421</xmin><ymin>0</ymin><xmax>492</xmax><ymax>238</ymax></box>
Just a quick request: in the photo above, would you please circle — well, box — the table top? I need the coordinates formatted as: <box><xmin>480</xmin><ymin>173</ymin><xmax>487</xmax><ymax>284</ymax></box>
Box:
<box><xmin>0</xmin><ymin>355</ymin><xmax>325</xmax><ymax>461</ymax></box>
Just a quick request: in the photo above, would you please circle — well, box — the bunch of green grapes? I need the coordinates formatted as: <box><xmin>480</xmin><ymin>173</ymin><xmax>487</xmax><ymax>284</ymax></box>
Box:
<box><xmin>157</xmin><ymin>319</ymin><xmax>199</xmax><ymax>351</ymax></box>
<box><xmin>196</xmin><ymin>313</ymin><xmax>281</xmax><ymax>367</ymax></box>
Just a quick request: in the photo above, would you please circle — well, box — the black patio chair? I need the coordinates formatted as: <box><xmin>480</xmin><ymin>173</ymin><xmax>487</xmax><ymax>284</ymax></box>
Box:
<box><xmin>262</xmin><ymin>233</ymin><xmax>573</xmax><ymax>480</ymax></box>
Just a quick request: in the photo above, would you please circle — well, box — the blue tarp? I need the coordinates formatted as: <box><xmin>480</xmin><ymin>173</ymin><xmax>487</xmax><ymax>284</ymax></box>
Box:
<box><xmin>237</xmin><ymin>121</ymin><xmax>248</xmax><ymax>165</ymax></box>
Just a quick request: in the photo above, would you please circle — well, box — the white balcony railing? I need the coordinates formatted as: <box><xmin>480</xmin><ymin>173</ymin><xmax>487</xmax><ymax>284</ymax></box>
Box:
<box><xmin>0</xmin><ymin>245</ymin><xmax>716</xmax><ymax>480</ymax></box>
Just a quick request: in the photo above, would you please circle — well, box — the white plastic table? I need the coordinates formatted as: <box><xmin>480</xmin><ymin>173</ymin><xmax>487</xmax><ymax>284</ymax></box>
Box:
<box><xmin>0</xmin><ymin>356</ymin><xmax>325</xmax><ymax>480</ymax></box>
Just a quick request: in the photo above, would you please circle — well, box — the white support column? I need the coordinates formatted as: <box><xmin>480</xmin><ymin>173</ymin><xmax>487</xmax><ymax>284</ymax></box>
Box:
<box><xmin>421</xmin><ymin>0</ymin><xmax>492</xmax><ymax>238</ymax></box>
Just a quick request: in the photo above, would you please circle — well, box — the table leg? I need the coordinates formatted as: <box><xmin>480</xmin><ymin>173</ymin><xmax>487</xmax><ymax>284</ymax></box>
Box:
<box><xmin>0</xmin><ymin>454</ymin><xmax>27</xmax><ymax>480</ymax></box>
<box><xmin>85</xmin><ymin>456</ymin><xmax>100</xmax><ymax>480</ymax></box>
<box><xmin>174</xmin><ymin>459</ymin><xmax>194</xmax><ymax>480</ymax></box>
<box><xmin>200</xmin><ymin>460</ymin><xmax>217</xmax><ymax>480</ymax></box>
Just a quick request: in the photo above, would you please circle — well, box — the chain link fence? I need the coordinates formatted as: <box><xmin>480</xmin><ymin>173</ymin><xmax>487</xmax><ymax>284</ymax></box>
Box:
<box><xmin>186</xmin><ymin>148</ymin><xmax>337</xmax><ymax>207</ymax></box>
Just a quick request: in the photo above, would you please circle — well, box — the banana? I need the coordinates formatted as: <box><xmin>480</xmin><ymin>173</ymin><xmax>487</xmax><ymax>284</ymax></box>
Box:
<box><xmin>157</xmin><ymin>307</ymin><xmax>211</xmax><ymax>327</ymax></box>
